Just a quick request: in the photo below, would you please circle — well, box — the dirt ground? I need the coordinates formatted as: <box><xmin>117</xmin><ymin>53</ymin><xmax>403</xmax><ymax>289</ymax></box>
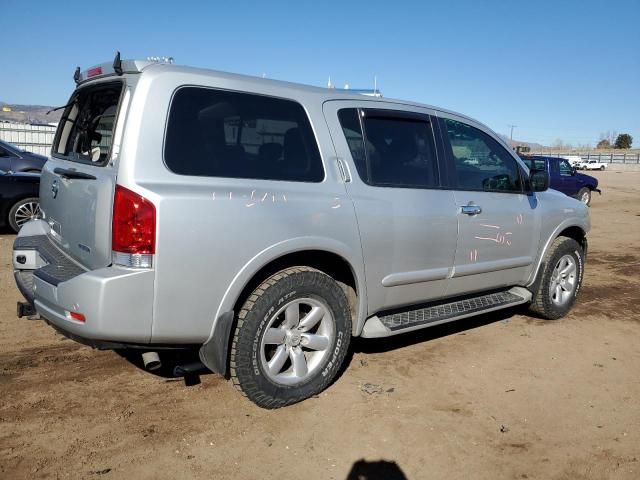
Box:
<box><xmin>1</xmin><ymin>171</ymin><xmax>639</xmax><ymax>480</ymax></box>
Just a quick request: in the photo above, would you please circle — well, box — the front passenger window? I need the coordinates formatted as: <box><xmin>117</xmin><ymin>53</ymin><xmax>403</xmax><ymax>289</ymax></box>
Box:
<box><xmin>444</xmin><ymin>119</ymin><xmax>522</xmax><ymax>193</ymax></box>
<box><xmin>559</xmin><ymin>159</ymin><xmax>573</xmax><ymax>176</ymax></box>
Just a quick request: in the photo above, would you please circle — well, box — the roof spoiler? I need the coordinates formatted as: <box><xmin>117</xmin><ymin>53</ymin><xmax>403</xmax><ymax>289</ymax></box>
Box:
<box><xmin>72</xmin><ymin>52</ymin><xmax>161</xmax><ymax>85</ymax></box>
<box><xmin>73</xmin><ymin>51</ymin><xmax>121</xmax><ymax>84</ymax></box>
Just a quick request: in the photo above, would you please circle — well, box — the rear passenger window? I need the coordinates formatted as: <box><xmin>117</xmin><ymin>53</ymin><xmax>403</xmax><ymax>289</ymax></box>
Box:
<box><xmin>337</xmin><ymin>109</ymin><xmax>367</xmax><ymax>180</ymax></box>
<box><xmin>338</xmin><ymin>109</ymin><xmax>439</xmax><ymax>188</ymax></box>
<box><xmin>164</xmin><ymin>87</ymin><xmax>324</xmax><ymax>182</ymax></box>
<box><xmin>521</xmin><ymin>157</ymin><xmax>545</xmax><ymax>170</ymax></box>
<box><xmin>444</xmin><ymin>119</ymin><xmax>523</xmax><ymax>193</ymax></box>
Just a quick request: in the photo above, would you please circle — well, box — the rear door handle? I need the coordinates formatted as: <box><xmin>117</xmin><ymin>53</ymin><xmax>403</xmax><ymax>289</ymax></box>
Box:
<box><xmin>335</xmin><ymin>157</ymin><xmax>351</xmax><ymax>183</ymax></box>
<box><xmin>460</xmin><ymin>204</ymin><xmax>482</xmax><ymax>215</ymax></box>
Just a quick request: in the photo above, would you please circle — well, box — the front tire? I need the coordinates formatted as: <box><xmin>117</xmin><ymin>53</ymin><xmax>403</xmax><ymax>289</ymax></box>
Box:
<box><xmin>577</xmin><ymin>187</ymin><xmax>591</xmax><ymax>206</ymax></box>
<box><xmin>529</xmin><ymin>237</ymin><xmax>584</xmax><ymax>320</ymax></box>
<box><xmin>8</xmin><ymin>197</ymin><xmax>40</xmax><ymax>233</ymax></box>
<box><xmin>600</xmin><ymin>165</ymin><xmax>605</xmax><ymax>171</ymax></box>
<box><xmin>230</xmin><ymin>267</ymin><xmax>351</xmax><ymax>408</ymax></box>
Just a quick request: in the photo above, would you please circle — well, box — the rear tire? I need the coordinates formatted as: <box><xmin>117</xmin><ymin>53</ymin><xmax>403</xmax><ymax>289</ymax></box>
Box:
<box><xmin>576</xmin><ymin>187</ymin><xmax>591</xmax><ymax>206</ymax></box>
<box><xmin>230</xmin><ymin>267</ymin><xmax>351</xmax><ymax>408</ymax></box>
<box><xmin>600</xmin><ymin>165</ymin><xmax>605</xmax><ymax>171</ymax></box>
<box><xmin>529</xmin><ymin>237</ymin><xmax>584</xmax><ymax>320</ymax></box>
<box><xmin>8</xmin><ymin>197</ymin><xmax>40</xmax><ymax>233</ymax></box>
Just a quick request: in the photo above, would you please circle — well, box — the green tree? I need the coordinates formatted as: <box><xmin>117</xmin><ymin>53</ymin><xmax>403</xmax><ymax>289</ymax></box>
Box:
<box><xmin>614</xmin><ymin>134</ymin><xmax>633</xmax><ymax>149</ymax></box>
<box><xmin>596</xmin><ymin>139</ymin><xmax>611</xmax><ymax>149</ymax></box>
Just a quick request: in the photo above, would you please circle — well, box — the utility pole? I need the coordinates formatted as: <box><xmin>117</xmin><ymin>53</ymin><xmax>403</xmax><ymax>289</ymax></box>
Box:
<box><xmin>508</xmin><ymin>124</ymin><xmax>517</xmax><ymax>142</ymax></box>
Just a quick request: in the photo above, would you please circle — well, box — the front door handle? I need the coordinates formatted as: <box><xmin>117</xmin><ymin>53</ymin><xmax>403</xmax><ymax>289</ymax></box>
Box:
<box><xmin>460</xmin><ymin>204</ymin><xmax>482</xmax><ymax>215</ymax></box>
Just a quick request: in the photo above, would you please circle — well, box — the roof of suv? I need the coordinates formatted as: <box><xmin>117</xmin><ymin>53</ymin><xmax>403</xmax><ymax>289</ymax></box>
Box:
<box><xmin>81</xmin><ymin>59</ymin><xmax>480</xmax><ymax>127</ymax></box>
<box><xmin>150</xmin><ymin>63</ymin><xmax>471</xmax><ymax>116</ymax></box>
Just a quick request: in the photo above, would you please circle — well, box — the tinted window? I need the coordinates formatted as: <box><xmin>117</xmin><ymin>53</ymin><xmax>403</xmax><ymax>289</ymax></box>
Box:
<box><xmin>521</xmin><ymin>157</ymin><xmax>545</xmax><ymax>170</ymax></box>
<box><xmin>337</xmin><ymin>109</ymin><xmax>367</xmax><ymax>180</ymax></box>
<box><xmin>444</xmin><ymin>119</ymin><xmax>522</xmax><ymax>193</ymax></box>
<box><xmin>165</xmin><ymin>87</ymin><xmax>323</xmax><ymax>182</ymax></box>
<box><xmin>340</xmin><ymin>111</ymin><xmax>438</xmax><ymax>188</ymax></box>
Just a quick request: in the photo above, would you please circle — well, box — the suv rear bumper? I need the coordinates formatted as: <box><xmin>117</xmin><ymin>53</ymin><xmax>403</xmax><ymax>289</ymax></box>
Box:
<box><xmin>13</xmin><ymin>220</ymin><xmax>154</xmax><ymax>344</ymax></box>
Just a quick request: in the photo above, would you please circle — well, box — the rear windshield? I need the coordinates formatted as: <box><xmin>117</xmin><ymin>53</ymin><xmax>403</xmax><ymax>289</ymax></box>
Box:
<box><xmin>53</xmin><ymin>81</ymin><xmax>123</xmax><ymax>165</ymax></box>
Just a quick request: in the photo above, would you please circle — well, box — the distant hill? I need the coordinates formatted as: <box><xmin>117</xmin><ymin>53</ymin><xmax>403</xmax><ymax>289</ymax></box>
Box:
<box><xmin>0</xmin><ymin>101</ymin><xmax>62</xmax><ymax>124</ymax></box>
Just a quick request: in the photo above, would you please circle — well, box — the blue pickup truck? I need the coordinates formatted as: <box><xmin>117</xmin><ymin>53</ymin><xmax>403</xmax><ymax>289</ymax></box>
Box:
<box><xmin>521</xmin><ymin>155</ymin><xmax>601</xmax><ymax>206</ymax></box>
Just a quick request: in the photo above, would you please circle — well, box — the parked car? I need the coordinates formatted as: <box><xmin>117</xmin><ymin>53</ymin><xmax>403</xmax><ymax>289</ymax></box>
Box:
<box><xmin>521</xmin><ymin>155</ymin><xmax>601</xmax><ymax>205</ymax></box>
<box><xmin>559</xmin><ymin>155</ymin><xmax>584</xmax><ymax>168</ymax></box>
<box><xmin>0</xmin><ymin>140</ymin><xmax>48</xmax><ymax>172</ymax></box>
<box><xmin>579</xmin><ymin>159</ymin><xmax>607</xmax><ymax>171</ymax></box>
<box><xmin>13</xmin><ymin>56</ymin><xmax>590</xmax><ymax>408</ymax></box>
<box><xmin>0</xmin><ymin>169</ymin><xmax>40</xmax><ymax>232</ymax></box>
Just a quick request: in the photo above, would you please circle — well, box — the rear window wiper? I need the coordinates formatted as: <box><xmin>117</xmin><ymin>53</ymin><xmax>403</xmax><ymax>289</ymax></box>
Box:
<box><xmin>47</xmin><ymin>101</ymin><xmax>75</xmax><ymax>115</ymax></box>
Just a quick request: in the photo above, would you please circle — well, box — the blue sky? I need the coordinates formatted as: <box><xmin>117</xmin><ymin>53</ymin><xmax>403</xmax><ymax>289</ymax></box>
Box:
<box><xmin>1</xmin><ymin>0</ymin><xmax>638</xmax><ymax>147</ymax></box>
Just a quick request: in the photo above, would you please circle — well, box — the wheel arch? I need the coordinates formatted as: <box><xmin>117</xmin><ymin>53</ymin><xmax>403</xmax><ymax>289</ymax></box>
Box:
<box><xmin>527</xmin><ymin>222</ymin><xmax>588</xmax><ymax>290</ymax></box>
<box><xmin>230</xmin><ymin>249</ymin><xmax>362</xmax><ymax>328</ymax></box>
<box><xmin>200</xmin><ymin>238</ymin><xmax>367</xmax><ymax>376</ymax></box>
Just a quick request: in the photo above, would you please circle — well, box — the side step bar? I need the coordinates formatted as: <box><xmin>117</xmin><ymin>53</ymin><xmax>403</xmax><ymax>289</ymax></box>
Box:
<box><xmin>361</xmin><ymin>287</ymin><xmax>532</xmax><ymax>338</ymax></box>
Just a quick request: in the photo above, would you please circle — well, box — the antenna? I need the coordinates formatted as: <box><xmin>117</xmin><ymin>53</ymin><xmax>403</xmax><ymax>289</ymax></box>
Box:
<box><xmin>374</xmin><ymin>75</ymin><xmax>377</xmax><ymax>94</ymax></box>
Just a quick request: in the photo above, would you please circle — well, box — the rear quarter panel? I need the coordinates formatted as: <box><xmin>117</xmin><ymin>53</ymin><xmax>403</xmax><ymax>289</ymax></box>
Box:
<box><xmin>119</xmin><ymin>70</ymin><xmax>366</xmax><ymax>343</ymax></box>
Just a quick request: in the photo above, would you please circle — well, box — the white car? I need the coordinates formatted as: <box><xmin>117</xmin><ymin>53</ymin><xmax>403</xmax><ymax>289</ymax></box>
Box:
<box><xmin>560</xmin><ymin>155</ymin><xmax>584</xmax><ymax>168</ymax></box>
<box><xmin>580</xmin><ymin>160</ymin><xmax>607</xmax><ymax>171</ymax></box>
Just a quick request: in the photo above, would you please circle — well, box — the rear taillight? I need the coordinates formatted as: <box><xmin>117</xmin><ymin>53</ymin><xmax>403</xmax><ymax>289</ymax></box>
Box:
<box><xmin>112</xmin><ymin>185</ymin><xmax>156</xmax><ymax>268</ymax></box>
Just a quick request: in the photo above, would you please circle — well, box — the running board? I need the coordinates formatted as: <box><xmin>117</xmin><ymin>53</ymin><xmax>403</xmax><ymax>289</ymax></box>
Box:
<box><xmin>361</xmin><ymin>287</ymin><xmax>532</xmax><ymax>338</ymax></box>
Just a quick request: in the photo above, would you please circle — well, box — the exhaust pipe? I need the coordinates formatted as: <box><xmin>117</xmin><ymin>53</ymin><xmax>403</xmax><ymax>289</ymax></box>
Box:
<box><xmin>142</xmin><ymin>351</ymin><xmax>161</xmax><ymax>371</ymax></box>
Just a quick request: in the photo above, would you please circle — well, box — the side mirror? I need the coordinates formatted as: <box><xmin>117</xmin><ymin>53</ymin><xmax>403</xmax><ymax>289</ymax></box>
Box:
<box><xmin>571</xmin><ymin>166</ymin><xmax>577</xmax><ymax>175</ymax></box>
<box><xmin>529</xmin><ymin>168</ymin><xmax>549</xmax><ymax>192</ymax></box>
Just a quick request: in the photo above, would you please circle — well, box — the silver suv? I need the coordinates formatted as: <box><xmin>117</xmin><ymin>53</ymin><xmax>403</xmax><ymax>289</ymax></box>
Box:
<box><xmin>13</xmin><ymin>55</ymin><xmax>589</xmax><ymax>408</ymax></box>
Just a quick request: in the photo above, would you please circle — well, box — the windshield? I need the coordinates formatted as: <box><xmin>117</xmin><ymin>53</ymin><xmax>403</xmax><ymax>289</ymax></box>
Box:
<box><xmin>53</xmin><ymin>81</ymin><xmax>123</xmax><ymax>165</ymax></box>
